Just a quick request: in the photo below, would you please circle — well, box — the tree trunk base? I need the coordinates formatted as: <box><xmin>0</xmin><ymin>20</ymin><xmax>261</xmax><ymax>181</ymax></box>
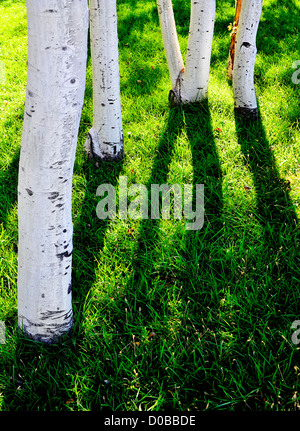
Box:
<box><xmin>18</xmin><ymin>318</ymin><xmax>74</xmax><ymax>344</ymax></box>
<box><xmin>168</xmin><ymin>89</ymin><xmax>208</xmax><ymax>109</ymax></box>
<box><xmin>85</xmin><ymin>128</ymin><xmax>124</xmax><ymax>161</ymax></box>
<box><xmin>168</xmin><ymin>89</ymin><xmax>181</xmax><ymax>106</ymax></box>
<box><xmin>234</xmin><ymin>106</ymin><xmax>258</xmax><ymax>121</ymax></box>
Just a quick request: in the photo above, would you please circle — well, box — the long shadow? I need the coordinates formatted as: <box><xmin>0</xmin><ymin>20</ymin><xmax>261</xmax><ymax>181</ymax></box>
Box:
<box><xmin>183</xmin><ymin>101</ymin><xmax>224</xmax><ymax>283</ymax></box>
<box><xmin>71</xmin><ymin>158</ymin><xmax>124</xmax><ymax>333</ymax></box>
<box><xmin>124</xmin><ymin>101</ymin><xmax>221</xmax><ymax>304</ymax></box>
<box><xmin>235</xmin><ymin>109</ymin><xmax>298</xmax><ymax>245</ymax></box>
<box><xmin>185</xmin><ymin>101</ymin><xmax>223</xmax><ymax>229</ymax></box>
<box><xmin>235</xmin><ymin>109</ymin><xmax>300</xmax><ymax>307</ymax></box>
<box><xmin>128</xmin><ymin>101</ymin><xmax>223</xmax><ymax>295</ymax></box>
<box><xmin>122</xmin><ymin>107</ymin><xmax>185</xmax><ymax>320</ymax></box>
<box><xmin>0</xmin><ymin>149</ymin><xmax>20</xmax><ymax>230</ymax></box>
<box><xmin>115</xmin><ymin>101</ymin><xmax>222</xmax><ymax>408</ymax></box>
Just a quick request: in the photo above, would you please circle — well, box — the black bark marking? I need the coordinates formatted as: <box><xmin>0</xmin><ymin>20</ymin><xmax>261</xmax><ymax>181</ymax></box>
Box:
<box><xmin>56</xmin><ymin>250</ymin><xmax>72</xmax><ymax>261</ymax></box>
<box><xmin>68</xmin><ymin>283</ymin><xmax>72</xmax><ymax>294</ymax></box>
<box><xmin>40</xmin><ymin>309</ymin><xmax>67</xmax><ymax>321</ymax></box>
<box><xmin>48</xmin><ymin>192</ymin><xmax>59</xmax><ymax>201</ymax></box>
<box><xmin>52</xmin><ymin>160</ymin><xmax>67</xmax><ymax>167</ymax></box>
<box><xmin>26</xmin><ymin>188</ymin><xmax>33</xmax><ymax>196</ymax></box>
<box><xmin>241</xmin><ymin>42</ymin><xmax>251</xmax><ymax>48</ymax></box>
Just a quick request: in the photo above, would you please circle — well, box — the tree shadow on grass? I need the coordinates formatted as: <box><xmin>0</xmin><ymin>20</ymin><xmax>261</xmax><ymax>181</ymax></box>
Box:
<box><xmin>235</xmin><ymin>109</ymin><xmax>300</xmax><ymax>310</ymax></box>
<box><xmin>125</xmin><ymin>106</ymin><xmax>185</xmax><ymax>314</ymax></box>
<box><xmin>128</xmin><ymin>101</ymin><xmax>223</xmax><ymax>299</ymax></box>
<box><xmin>71</xmin><ymin>158</ymin><xmax>124</xmax><ymax>335</ymax></box>
<box><xmin>115</xmin><ymin>101</ymin><xmax>223</xmax><ymax>408</ymax></box>
<box><xmin>182</xmin><ymin>101</ymin><xmax>224</xmax><ymax>292</ymax></box>
<box><xmin>235</xmin><ymin>110</ymin><xmax>298</xmax><ymax>246</ymax></box>
<box><xmin>0</xmin><ymin>149</ymin><xmax>20</xmax><ymax>230</ymax></box>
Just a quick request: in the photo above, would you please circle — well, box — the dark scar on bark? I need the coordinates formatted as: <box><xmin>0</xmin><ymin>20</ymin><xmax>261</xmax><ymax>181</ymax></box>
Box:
<box><xmin>56</xmin><ymin>250</ymin><xmax>72</xmax><ymax>261</ymax></box>
<box><xmin>26</xmin><ymin>188</ymin><xmax>33</xmax><ymax>196</ymax></box>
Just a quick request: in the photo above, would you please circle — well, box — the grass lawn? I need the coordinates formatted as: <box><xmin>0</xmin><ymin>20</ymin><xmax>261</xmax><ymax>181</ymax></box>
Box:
<box><xmin>0</xmin><ymin>0</ymin><xmax>300</xmax><ymax>411</ymax></box>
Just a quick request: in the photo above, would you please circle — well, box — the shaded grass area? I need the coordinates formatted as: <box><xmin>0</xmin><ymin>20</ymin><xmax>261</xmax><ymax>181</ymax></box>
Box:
<box><xmin>0</xmin><ymin>0</ymin><xmax>300</xmax><ymax>411</ymax></box>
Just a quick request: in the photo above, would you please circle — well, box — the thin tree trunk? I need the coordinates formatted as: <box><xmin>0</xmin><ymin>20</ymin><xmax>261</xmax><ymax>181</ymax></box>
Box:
<box><xmin>85</xmin><ymin>0</ymin><xmax>123</xmax><ymax>160</ymax></box>
<box><xmin>157</xmin><ymin>0</ymin><xmax>216</xmax><ymax>105</ymax></box>
<box><xmin>18</xmin><ymin>0</ymin><xmax>89</xmax><ymax>343</ymax></box>
<box><xmin>232</xmin><ymin>0</ymin><xmax>263</xmax><ymax>118</ymax></box>
<box><xmin>181</xmin><ymin>0</ymin><xmax>216</xmax><ymax>103</ymax></box>
<box><xmin>156</xmin><ymin>0</ymin><xmax>184</xmax><ymax>92</ymax></box>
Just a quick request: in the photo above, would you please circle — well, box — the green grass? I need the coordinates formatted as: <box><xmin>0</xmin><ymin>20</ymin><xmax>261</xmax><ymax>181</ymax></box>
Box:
<box><xmin>0</xmin><ymin>0</ymin><xmax>300</xmax><ymax>411</ymax></box>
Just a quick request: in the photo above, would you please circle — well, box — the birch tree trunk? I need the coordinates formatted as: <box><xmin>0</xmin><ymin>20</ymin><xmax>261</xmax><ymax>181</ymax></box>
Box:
<box><xmin>84</xmin><ymin>0</ymin><xmax>124</xmax><ymax>160</ymax></box>
<box><xmin>157</xmin><ymin>0</ymin><xmax>216</xmax><ymax>104</ymax></box>
<box><xmin>18</xmin><ymin>0</ymin><xmax>89</xmax><ymax>343</ymax></box>
<box><xmin>231</xmin><ymin>0</ymin><xmax>263</xmax><ymax>118</ymax></box>
<box><xmin>156</xmin><ymin>0</ymin><xmax>184</xmax><ymax>93</ymax></box>
<box><xmin>181</xmin><ymin>0</ymin><xmax>216</xmax><ymax>103</ymax></box>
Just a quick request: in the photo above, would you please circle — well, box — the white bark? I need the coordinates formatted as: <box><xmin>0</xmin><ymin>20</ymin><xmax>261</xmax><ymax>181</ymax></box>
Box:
<box><xmin>156</xmin><ymin>0</ymin><xmax>184</xmax><ymax>91</ymax></box>
<box><xmin>18</xmin><ymin>0</ymin><xmax>89</xmax><ymax>343</ymax></box>
<box><xmin>157</xmin><ymin>0</ymin><xmax>216</xmax><ymax>104</ymax></box>
<box><xmin>84</xmin><ymin>0</ymin><xmax>123</xmax><ymax>160</ymax></box>
<box><xmin>232</xmin><ymin>0</ymin><xmax>262</xmax><ymax>118</ymax></box>
<box><xmin>181</xmin><ymin>0</ymin><xmax>216</xmax><ymax>103</ymax></box>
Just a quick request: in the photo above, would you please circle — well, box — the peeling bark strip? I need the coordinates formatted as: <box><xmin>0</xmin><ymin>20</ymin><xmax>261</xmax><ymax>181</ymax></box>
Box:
<box><xmin>18</xmin><ymin>0</ymin><xmax>89</xmax><ymax>343</ymax></box>
<box><xmin>227</xmin><ymin>0</ymin><xmax>242</xmax><ymax>79</ymax></box>
<box><xmin>84</xmin><ymin>0</ymin><xmax>124</xmax><ymax>161</ymax></box>
<box><xmin>232</xmin><ymin>0</ymin><xmax>263</xmax><ymax>119</ymax></box>
<box><xmin>157</xmin><ymin>0</ymin><xmax>216</xmax><ymax>104</ymax></box>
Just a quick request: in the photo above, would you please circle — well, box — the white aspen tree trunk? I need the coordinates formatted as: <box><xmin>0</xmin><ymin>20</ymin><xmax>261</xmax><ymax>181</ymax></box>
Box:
<box><xmin>18</xmin><ymin>0</ymin><xmax>89</xmax><ymax>343</ymax></box>
<box><xmin>156</xmin><ymin>0</ymin><xmax>185</xmax><ymax>92</ymax></box>
<box><xmin>181</xmin><ymin>0</ymin><xmax>216</xmax><ymax>103</ymax></box>
<box><xmin>84</xmin><ymin>0</ymin><xmax>124</xmax><ymax>160</ymax></box>
<box><xmin>157</xmin><ymin>0</ymin><xmax>215</xmax><ymax>104</ymax></box>
<box><xmin>232</xmin><ymin>0</ymin><xmax>263</xmax><ymax>118</ymax></box>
